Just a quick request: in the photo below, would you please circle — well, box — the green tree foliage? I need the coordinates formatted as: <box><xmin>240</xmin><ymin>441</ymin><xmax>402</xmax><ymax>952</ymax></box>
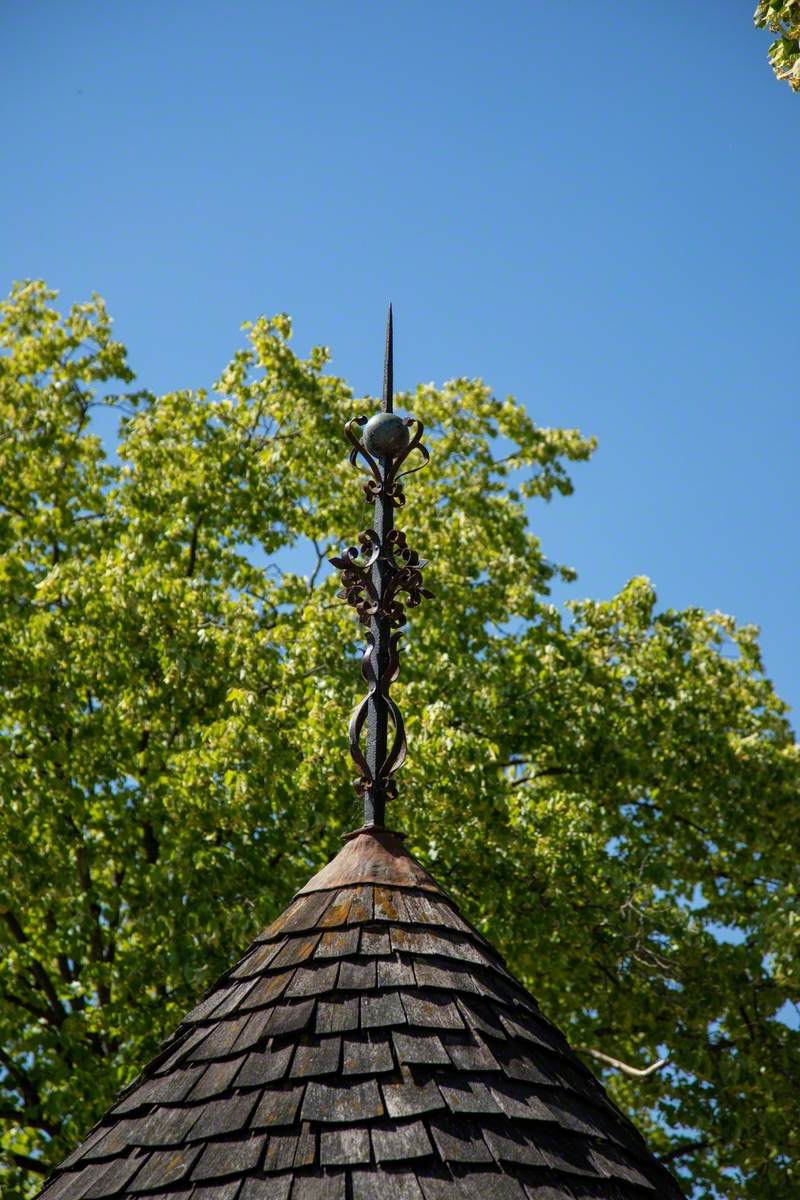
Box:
<box><xmin>0</xmin><ymin>281</ymin><xmax>798</xmax><ymax>1199</ymax></box>
<box><xmin>755</xmin><ymin>1</ymin><xmax>800</xmax><ymax>90</ymax></box>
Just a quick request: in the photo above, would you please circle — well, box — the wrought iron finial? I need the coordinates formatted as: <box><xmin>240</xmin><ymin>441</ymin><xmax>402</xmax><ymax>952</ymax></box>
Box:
<box><xmin>329</xmin><ymin>309</ymin><xmax>432</xmax><ymax>827</ymax></box>
<box><xmin>342</xmin><ymin>308</ymin><xmax>428</xmax><ymax>507</ymax></box>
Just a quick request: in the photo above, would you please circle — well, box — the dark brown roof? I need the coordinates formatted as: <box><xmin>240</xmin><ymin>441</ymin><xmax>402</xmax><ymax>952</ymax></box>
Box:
<box><xmin>37</xmin><ymin>827</ymin><xmax>683</xmax><ymax>1200</ymax></box>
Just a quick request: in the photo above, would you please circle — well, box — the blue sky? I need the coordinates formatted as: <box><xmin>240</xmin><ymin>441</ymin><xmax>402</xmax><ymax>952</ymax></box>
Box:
<box><xmin>3</xmin><ymin>1</ymin><xmax>797</xmax><ymax>719</ymax></box>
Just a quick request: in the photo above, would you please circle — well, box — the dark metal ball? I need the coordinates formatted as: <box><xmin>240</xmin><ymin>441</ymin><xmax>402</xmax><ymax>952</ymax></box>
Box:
<box><xmin>362</xmin><ymin>412</ymin><xmax>410</xmax><ymax>458</ymax></box>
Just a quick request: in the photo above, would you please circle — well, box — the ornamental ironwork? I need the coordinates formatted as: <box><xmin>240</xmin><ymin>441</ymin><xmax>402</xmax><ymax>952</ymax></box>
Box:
<box><xmin>329</xmin><ymin>307</ymin><xmax>432</xmax><ymax>825</ymax></box>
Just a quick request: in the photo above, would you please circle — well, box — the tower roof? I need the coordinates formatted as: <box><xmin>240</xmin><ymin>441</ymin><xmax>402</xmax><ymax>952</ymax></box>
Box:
<box><xmin>35</xmin><ymin>313</ymin><xmax>684</xmax><ymax>1199</ymax></box>
<box><xmin>38</xmin><ymin>827</ymin><xmax>683</xmax><ymax>1200</ymax></box>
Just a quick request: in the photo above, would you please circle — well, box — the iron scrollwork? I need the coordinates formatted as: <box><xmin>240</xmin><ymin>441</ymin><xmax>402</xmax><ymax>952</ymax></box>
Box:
<box><xmin>347</xmin><ymin>629</ymin><xmax>406</xmax><ymax>802</ymax></box>
<box><xmin>328</xmin><ymin>530</ymin><xmax>381</xmax><ymax>624</ymax></box>
<box><xmin>329</xmin><ymin>521</ymin><xmax>432</xmax><ymax>802</ymax></box>
<box><xmin>329</xmin><ymin>527</ymin><xmax>433</xmax><ymax>630</ymax></box>
<box><xmin>345</xmin><ymin>415</ymin><xmax>430</xmax><ymax>507</ymax></box>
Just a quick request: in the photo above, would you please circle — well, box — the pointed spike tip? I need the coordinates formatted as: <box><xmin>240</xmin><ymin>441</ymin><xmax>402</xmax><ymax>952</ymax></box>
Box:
<box><xmin>382</xmin><ymin>304</ymin><xmax>393</xmax><ymax>414</ymax></box>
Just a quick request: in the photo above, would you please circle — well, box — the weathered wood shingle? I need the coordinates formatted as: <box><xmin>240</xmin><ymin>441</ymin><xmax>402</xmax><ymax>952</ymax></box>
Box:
<box><xmin>36</xmin><ymin>827</ymin><xmax>684</xmax><ymax>1199</ymax></box>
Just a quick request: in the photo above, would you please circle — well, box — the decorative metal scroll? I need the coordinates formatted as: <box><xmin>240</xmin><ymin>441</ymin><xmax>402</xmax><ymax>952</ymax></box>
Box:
<box><xmin>329</xmin><ymin>527</ymin><xmax>432</xmax><ymax>629</ymax></box>
<box><xmin>330</xmin><ymin>514</ymin><xmax>432</xmax><ymax>803</ymax></box>
<box><xmin>328</xmin><ymin>340</ymin><xmax>432</xmax><ymax>823</ymax></box>
<box><xmin>345</xmin><ymin>415</ymin><xmax>430</xmax><ymax>507</ymax></box>
<box><xmin>347</xmin><ymin>629</ymin><xmax>407</xmax><ymax>802</ymax></box>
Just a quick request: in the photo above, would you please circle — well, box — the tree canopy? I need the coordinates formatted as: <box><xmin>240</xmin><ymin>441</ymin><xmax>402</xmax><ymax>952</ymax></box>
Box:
<box><xmin>755</xmin><ymin>1</ymin><xmax>800</xmax><ymax>89</ymax></box>
<box><xmin>0</xmin><ymin>281</ymin><xmax>797</xmax><ymax>1200</ymax></box>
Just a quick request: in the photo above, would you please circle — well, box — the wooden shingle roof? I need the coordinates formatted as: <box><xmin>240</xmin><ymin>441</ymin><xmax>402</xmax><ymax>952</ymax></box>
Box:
<box><xmin>37</xmin><ymin>826</ymin><xmax>683</xmax><ymax>1200</ymax></box>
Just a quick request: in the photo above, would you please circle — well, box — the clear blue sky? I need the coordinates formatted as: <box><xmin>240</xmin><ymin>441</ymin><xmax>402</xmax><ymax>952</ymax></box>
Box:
<box><xmin>3</xmin><ymin>2</ymin><xmax>797</xmax><ymax>719</ymax></box>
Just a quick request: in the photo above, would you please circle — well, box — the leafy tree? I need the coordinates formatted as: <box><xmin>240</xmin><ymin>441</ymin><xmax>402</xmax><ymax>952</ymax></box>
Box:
<box><xmin>0</xmin><ymin>281</ymin><xmax>797</xmax><ymax>1200</ymax></box>
<box><xmin>754</xmin><ymin>1</ymin><xmax>800</xmax><ymax>90</ymax></box>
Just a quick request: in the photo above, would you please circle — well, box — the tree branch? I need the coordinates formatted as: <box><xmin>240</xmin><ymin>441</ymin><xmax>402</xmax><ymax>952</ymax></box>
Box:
<box><xmin>0</xmin><ymin>500</ymin><xmax>28</xmax><ymax>520</ymax></box>
<box><xmin>8</xmin><ymin>1152</ymin><xmax>48</xmax><ymax>1175</ymax></box>
<box><xmin>143</xmin><ymin>821</ymin><xmax>160</xmax><ymax>864</ymax></box>
<box><xmin>577</xmin><ymin>1046</ymin><xmax>669</xmax><ymax>1078</ymax></box>
<box><xmin>63</xmin><ymin>815</ymin><xmax>111</xmax><ymax>1005</ymax></box>
<box><xmin>628</xmin><ymin>796</ymin><xmax>711</xmax><ymax>839</ymax></box>
<box><xmin>307</xmin><ymin>538</ymin><xmax>329</xmax><ymax>594</ymax></box>
<box><xmin>0</xmin><ymin>1049</ymin><xmax>43</xmax><ymax>1114</ymax></box>
<box><xmin>0</xmin><ymin>988</ymin><xmax>55</xmax><ymax>1025</ymax></box>
<box><xmin>105</xmin><ymin>866</ymin><xmax>126</xmax><ymax>962</ymax></box>
<box><xmin>0</xmin><ymin>1107</ymin><xmax>60</xmax><ymax>1136</ymax></box>
<box><xmin>660</xmin><ymin>1139</ymin><xmax>709</xmax><ymax>1163</ymax></box>
<box><xmin>511</xmin><ymin>767</ymin><xmax>573</xmax><ymax>787</ymax></box>
<box><xmin>1</xmin><ymin>911</ymin><xmax>66</xmax><ymax>1026</ymax></box>
<box><xmin>186</xmin><ymin>513</ymin><xmax>204</xmax><ymax>578</ymax></box>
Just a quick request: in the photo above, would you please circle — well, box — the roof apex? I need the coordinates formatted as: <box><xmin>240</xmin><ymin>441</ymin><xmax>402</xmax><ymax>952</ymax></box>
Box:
<box><xmin>296</xmin><ymin>824</ymin><xmax>442</xmax><ymax>895</ymax></box>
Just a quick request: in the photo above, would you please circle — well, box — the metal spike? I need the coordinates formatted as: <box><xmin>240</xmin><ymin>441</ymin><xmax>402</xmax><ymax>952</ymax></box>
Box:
<box><xmin>382</xmin><ymin>303</ymin><xmax>393</xmax><ymax>414</ymax></box>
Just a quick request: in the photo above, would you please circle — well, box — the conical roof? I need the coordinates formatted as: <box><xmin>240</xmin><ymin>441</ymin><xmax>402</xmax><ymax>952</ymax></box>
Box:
<box><xmin>38</xmin><ymin>827</ymin><xmax>683</xmax><ymax>1200</ymax></box>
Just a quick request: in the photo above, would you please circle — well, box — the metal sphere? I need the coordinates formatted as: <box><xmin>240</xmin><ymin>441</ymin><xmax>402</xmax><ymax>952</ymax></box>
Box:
<box><xmin>362</xmin><ymin>412</ymin><xmax>410</xmax><ymax>458</ymax></box>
